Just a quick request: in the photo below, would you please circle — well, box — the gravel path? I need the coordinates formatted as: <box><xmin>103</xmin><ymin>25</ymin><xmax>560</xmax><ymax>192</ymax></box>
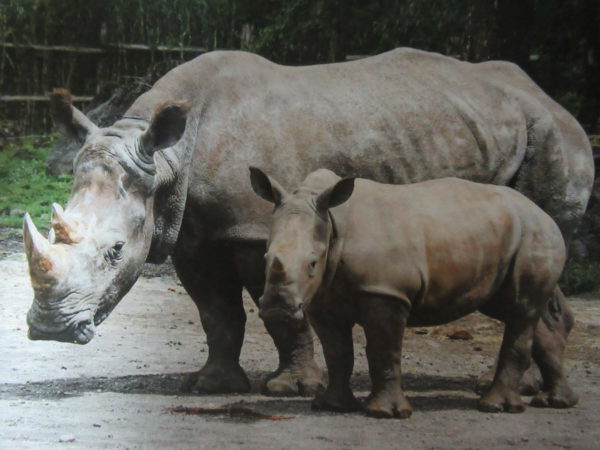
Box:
<box><xmin>1</xmin><ymin>249</ymin><xmax>598</xmax><ymax>449</ymax></box>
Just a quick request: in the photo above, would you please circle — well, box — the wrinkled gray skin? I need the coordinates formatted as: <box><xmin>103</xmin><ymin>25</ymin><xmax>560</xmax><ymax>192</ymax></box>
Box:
<box><xmin>25</xmin><ymin>49</ymin><xmax>593</xmax><ymax>397</ymax></box>
<box><xmin>252</xmin><ymin>168</ymin><xmax>576</xmax><ymax>417</ymax></box>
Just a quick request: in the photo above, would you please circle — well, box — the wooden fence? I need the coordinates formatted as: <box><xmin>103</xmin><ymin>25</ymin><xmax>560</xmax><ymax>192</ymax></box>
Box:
<box><xmin>0</xmin><ymin>42</ymin><xmax>206</xmax><ymax>136</ymax></box>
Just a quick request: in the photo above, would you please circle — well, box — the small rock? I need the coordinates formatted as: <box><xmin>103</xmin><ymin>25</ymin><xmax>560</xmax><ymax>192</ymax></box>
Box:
<box><xmin>58</xmin><ymin>434</ymin><xmax>75</xmax><ymax>443</ymax></box>
<box><xmin>446</xmin><ymin>329</ymin><xmax>473</xmax><ymax>340</ymax></box>
<box><xmin>9</xmin><ymin>208</ymin><xmax>26</xmax><ymax>216</ymax></box>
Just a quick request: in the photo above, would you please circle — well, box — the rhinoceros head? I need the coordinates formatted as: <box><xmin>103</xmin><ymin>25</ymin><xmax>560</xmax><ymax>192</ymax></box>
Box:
<box><xmin>249</xmin><ymin>167</ymin><xmax>355</xmax><ymax>324</ymax></box>
<box><xmin>25</xmin><ymin>90</ymin><xmax>188</xmax><ymax>344</ymax></box>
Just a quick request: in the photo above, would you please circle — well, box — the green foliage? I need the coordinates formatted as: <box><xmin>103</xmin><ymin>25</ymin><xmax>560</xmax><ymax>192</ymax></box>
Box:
<box><xmin>560</xmin><ymin>260</ymin><xmax>600</xmax><ymax>296</ymax></box>
<box><xmin>0</xmin><ymin>137</ymin><xmax>72</xmax><ymax>231</ymax></box>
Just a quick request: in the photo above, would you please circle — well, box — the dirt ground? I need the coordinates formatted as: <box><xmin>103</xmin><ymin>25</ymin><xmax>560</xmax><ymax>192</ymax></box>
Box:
<box><xmin>1</xmin><ymin>228</ymin><xmax>599</xmax><ymax>449</ymax></box>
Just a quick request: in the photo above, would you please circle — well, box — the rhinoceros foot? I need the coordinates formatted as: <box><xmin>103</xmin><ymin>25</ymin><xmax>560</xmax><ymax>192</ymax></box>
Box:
<box><xmin>181</xmin><ymin>362</ymin><xmax>251</xmax><ymax>394</ymax></box>
<box><xmin>530</xmin><ymin>384</ymin><xmax>578</xmax><ymax>409</ymax></box>
<box><xmin>364</xmin><ymin>391</ymin><xmax>413</xmax><ymax>419</ymax></box>
<box><xmin>262</xmin><ymin>361</ymin><xmax>324</xmax><ymax>397</ymax></box>
<box><xmin>311</xmin><ymin>388</ymin><xmax>362</xmax><ymax>413</ymax></box>
<box><xmin>478</xmin><ymin>386</ymin><xmax>525</xmax><ymax>413</ymax></box>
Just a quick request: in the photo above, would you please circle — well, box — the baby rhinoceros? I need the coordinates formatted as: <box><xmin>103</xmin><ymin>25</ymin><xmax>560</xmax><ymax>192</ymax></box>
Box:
<box><xmin>250</xmin><ymin>167</ymin><xmax>572</xmax><ymax>419</ymax></box>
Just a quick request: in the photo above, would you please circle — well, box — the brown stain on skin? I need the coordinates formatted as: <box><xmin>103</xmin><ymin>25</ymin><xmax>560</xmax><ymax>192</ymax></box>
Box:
<box><xmin>40</xmin><ymin>259</ymin><xmax>53</xmax><ymax>273</ymax></box>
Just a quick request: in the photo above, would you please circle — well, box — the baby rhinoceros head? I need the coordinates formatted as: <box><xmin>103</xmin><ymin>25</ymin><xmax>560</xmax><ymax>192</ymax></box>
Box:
<box><xmin>249</xmin><ymin>167</ymin><xmax>354</xmax><ymax>325</ymax></box>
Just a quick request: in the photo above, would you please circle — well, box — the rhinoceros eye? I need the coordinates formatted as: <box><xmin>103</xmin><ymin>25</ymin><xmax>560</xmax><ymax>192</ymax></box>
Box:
<box><xmin>106</xmin><ymin>241</ymin><xmax>125</xmax><ymax>264</ymax></box>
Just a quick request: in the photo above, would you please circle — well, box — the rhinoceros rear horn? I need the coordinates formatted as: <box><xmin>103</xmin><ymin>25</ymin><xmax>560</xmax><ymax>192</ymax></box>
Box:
<box><xmin>140</xmin><ymin>102</ymin><xmax>189</xmax><ymax>157</ymax></box>
<box><xmin>48</xmin><ymin>88</ymin><xmax>98</xmax><ymax>143</ymax></box>
<box><xmin>23</xmin><ymin>213</ymin><xmax>55</xmax><ymax>280</ymax></box>
<box><xmin>51</xmin><ymin>203</ymin><xmax>82</xmax><ymax>244</ymax></box>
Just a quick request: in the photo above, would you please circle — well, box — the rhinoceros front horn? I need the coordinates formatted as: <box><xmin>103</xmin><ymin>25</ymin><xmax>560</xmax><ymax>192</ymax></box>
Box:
<box><xmin>23</xmin><ymin>213</ymin><xmax>55</xmax><ymax>281</ymax></box>
<box><xmin>51</xmin><ymin>203</ymin><xmax>82</xmax><ymax>244</ymax></box>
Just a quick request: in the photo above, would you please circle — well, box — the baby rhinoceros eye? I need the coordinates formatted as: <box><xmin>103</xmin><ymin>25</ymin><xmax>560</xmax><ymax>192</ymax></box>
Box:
<box><xmin>308</xmin><ymin>259</ymin><xmax>318</xmax><ymax>277</ymax></box>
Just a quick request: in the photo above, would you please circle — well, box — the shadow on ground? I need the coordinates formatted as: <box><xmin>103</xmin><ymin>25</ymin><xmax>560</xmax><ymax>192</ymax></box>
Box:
<box><xmin>0</xmin><ymin>370</ymin><xmax>478</xmax><ymax>407</ymax></box>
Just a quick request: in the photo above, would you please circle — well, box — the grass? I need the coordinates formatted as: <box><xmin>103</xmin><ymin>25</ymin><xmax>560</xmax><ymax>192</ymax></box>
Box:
<box><xmin>0</xmin><ymin>136</ymin><xmax>72</xmax><ymax>231</ymax></box>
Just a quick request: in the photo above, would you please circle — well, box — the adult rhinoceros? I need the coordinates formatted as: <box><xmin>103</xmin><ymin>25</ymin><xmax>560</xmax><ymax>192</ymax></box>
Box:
<box><xmin>24</xmin><ymin>48</ymin><xmax>593</xmax><ymax>398</ymax></box>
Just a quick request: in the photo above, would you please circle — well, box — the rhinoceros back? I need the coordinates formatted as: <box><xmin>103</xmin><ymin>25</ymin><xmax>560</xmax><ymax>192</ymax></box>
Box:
<box><xmin>337</xmin><ymin>177</ymin><xmax>566</xmax><ymax>326</ymax></box>
<box><xmin>124</xmin><ymin>49</ymin><xmax>591</xmax><ymax>244</ymax></box>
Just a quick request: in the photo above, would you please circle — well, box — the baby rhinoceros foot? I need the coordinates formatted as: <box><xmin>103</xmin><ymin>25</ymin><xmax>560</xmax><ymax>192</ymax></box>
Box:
<box><xmin>365</xmin><ymin>391</ymin><xmax>413</xmax><ymax>419</ymax></box>
<box><xmin>263</xmin><ymin>361</ymin><xmax>324</xmax><ymax>397</ymax></box>
<box><xmin>530</xmin><ymin>383</ymin><xmax>578</xmax><ymax>409</ymax></box>
<box><xmin>181</xmin><ymin>361</ymin><xmax>251</xmax><ymax>394</ymax></box>
<box><xmin>311</xmin><ymin>388</ymin><xmax>362</xmax><ymax>413</ymax></box>
<box><xmin>478</xmin><ymin>386</ymin><xmax>525</xmax><ymax>413</ymax></box>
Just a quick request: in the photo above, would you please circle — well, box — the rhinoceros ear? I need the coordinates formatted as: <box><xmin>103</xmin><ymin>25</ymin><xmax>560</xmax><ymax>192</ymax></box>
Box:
<box><xmin>249</xmin><ymin>167</ymin><xmax>288</xmax><ymax>206</ymax></box>
<box><xmin>140</xmin><ymin>103</ymin><xmax>188</xmax><ymax>156</ymax></box>
<box><xmin>316</xmin><ymin>177</ymin><xmax>355</xmax><ymax>211</ymax></box>
<box><xmin>48</xmin><ymin>88</ymin><xmax>98</xmax><ymax>144</ymax></box>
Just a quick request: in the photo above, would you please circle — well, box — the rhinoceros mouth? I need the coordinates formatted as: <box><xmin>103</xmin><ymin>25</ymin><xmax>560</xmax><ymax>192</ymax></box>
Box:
<box><xmin>258</xmin><ymin>305</ymin><xmax>304</xmax><ymax>324</ymax></box>
<box><xmin>28</xmin><ymin>318</ymin><xmax>96</xmax><ymax>345</ymax></box>
<box><xmin>28</xmin><ymin>321</ymin><xmax>95</xmax><ymax>345</ymax></box>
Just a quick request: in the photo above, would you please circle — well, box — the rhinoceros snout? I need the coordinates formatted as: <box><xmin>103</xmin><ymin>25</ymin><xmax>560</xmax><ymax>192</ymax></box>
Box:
<box><xmin>258</xmin><ymin>291</ymin><xmax>304</xmax><ymax>323</ymax></box>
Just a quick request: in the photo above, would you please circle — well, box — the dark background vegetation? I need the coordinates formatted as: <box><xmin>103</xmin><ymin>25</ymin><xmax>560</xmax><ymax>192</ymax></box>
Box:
<box><xmin>0</xmin><ymin>0</ymin><xmax>599</xmax><ymax>134</ymax></box>
<box><xmin>0</xmin><ymin>0</ymin><xmax>599</xmax><ymax>293</ymax></box>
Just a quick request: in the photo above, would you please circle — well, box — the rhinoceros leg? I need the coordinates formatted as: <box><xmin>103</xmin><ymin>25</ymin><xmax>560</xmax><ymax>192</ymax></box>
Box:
<box><xmin>477</xmin><ymin>288</ymin><xmax>578</xmax><ymax>409</ymax></box>
<box><xmin>173</xmin><ymin>245</ymin><xmax>251</xmax><ymax>394</ymax></box>
<box><xmin>478</xmin><ymin>315</ymin><xmax>537</xmax><ymax>413</ymax></box>
<box><xmin>309</xmin><ymin>308</ymin><xmax>361</xmax><ymax>412</ymax></box>
<box><xmin>258</xmin><ymin>319</ymin><xmax>325</xmax><ymax>396</ymax></box>
<box><xmin>530</xmin><ymin>287</ymin><xmax>578</xmax><ymax>408</ymax></box>
<box><xmin>476</xmin><ymin>339</ymin><xmax>543</xmax><ymax>395</ymax></box>
<box><xmin>359</xmin><ymin>296</ymin><xmax>413</xmax><ymax>419</ymax></box>
<box><xmin>233</xmin><ymin>244</ymin><xmax>324</xmax><ymax>397</ymax></box>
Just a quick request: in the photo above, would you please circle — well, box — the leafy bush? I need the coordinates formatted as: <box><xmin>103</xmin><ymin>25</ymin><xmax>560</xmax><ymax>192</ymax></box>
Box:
<box><xmin>0</xmin><ymin>136</ymin><xmax>72</xmax><ymax>231</ymax></box>
<box><xmin>560</xmin><ymin>260</ymin><xmax>600</xmax><ymax>296</ymax></box>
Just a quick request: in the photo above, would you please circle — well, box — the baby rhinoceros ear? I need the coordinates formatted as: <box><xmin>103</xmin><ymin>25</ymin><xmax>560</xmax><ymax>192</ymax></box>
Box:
<box><xmin>249</xmin><ymin>167</ymin><xmax>288</xmax><ymax>206</ymax></box>
<box><xmin>316</xmin><ymin>177</ymin><xmax>355</xmax><ymax>212</ymax></box>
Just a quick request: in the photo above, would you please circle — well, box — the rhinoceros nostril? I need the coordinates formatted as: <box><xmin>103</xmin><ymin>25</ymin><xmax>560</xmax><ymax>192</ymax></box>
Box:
<box><xmin>73</xmin><ymin>320</ymin><xmax>95</xmax><ymax>344</ymax></box>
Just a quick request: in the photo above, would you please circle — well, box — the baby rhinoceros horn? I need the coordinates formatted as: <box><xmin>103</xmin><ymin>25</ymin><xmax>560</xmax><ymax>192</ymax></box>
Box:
<box><xmin>51</xmin><ymin>203</ymin><xmax>82</xmax><ymax>244</ymax></box>
<box><xmin>269</xmin><ymin>256</ymin><xmax>287</xmax><ymax>284</ymax></box>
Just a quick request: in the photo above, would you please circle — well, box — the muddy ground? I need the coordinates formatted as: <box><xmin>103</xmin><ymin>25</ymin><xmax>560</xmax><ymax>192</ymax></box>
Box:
<box><xmin>1</xmin><ymin>227</ymin><xmax>599</xmax><ymax>449</ymax></box>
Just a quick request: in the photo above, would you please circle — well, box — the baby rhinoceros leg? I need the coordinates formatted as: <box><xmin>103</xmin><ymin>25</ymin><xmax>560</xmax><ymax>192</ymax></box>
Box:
<box><xmin>309</xmin><ymin>310</ymin><xmax>362</xmax><ymax>412</ymax></box>
<box><xmin>478</xmin><ymin>315</ymin><xmax>538</xmax><ymax>413</ymax></box>
<box><xmin>530</xmin><ymin>289</ymin><xmax>578</xmax><ymax>408</ymax></box>
<box><xmin>359</xmin><ymin>296</ymin><xmax>412</xmax><ymax>419</ymax></box>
